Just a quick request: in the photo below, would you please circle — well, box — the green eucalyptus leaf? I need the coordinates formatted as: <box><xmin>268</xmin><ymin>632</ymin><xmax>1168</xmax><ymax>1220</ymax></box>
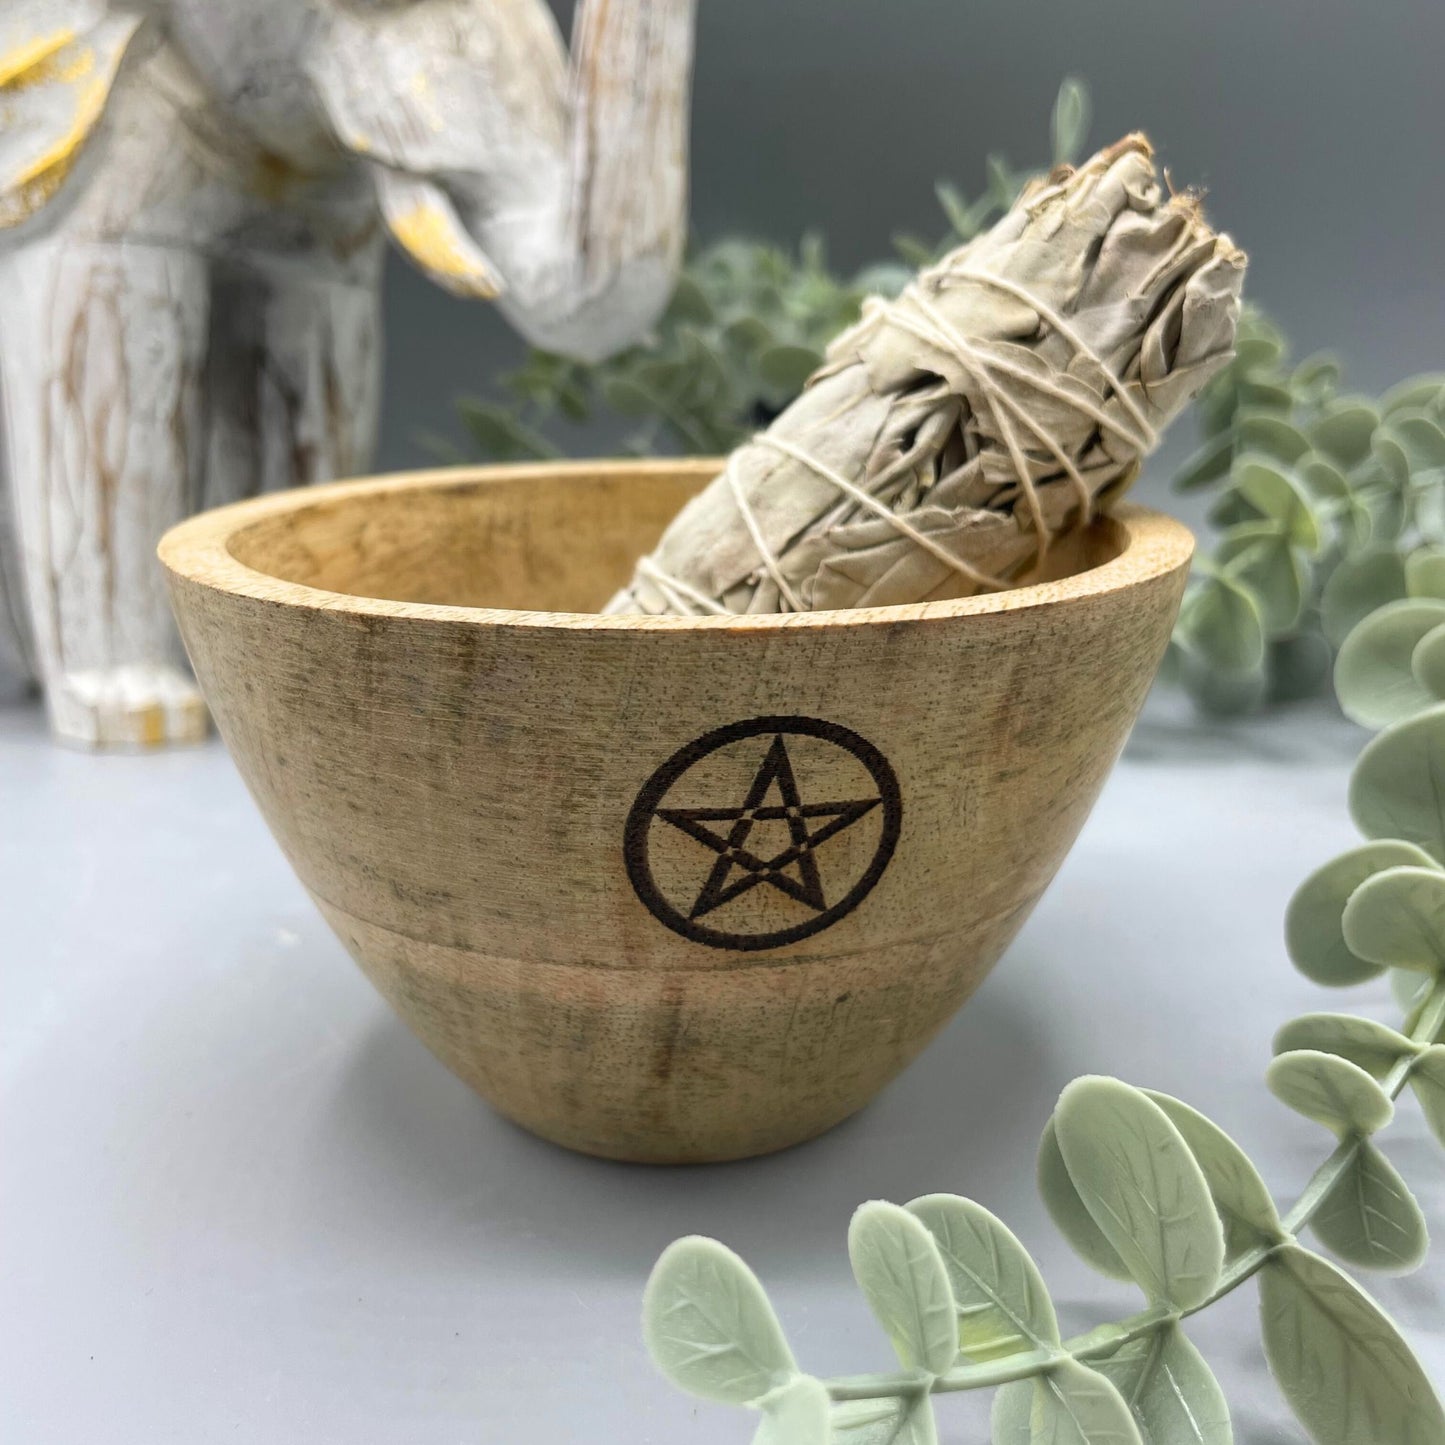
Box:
<box><xmin>1381</xmin><ymin>373</ymin><xmax>1445</xmax><ymax>418</ymax></box>
<box><xmin>1174</xmin><ymin>431</ymin><xmax>1234</xmax><ymax>493</ymax></box>
<box><xmin>1092</xmin><ymin>1324</ymin><xmax>1232</xmax><ymax>1445</ymax></box>
<box><xmin>1267</xmin><ymin>632</ymin><xmax>1333</xmax><ymax>704</ymax></box>
<box><xmin>1406</xmin><ymin>547</ymin><xmax>1445</xmax><ymax>601</ymax></box>
<box><xmin>456</xmin><ymin>400</ymin><xmax>562</xmax><ymax>461</ymax></box>
<box><xmin>849</xmin><ymin>1201</ymin><xmax>959</xmax><ymax>1374</ymax></box>
<box><xmin>1232</xmin><ymin>456</ymin><xmax>1322</xmax><ymax>553</ymax></box>
<box><xmin>1272</xmin><ymin>1013</ymin><xmax>1415</xmax><ymax>1077</ymax></box>
<box><xmin>1050</xmin><ymin>76</ymin><xmax>1091</xmax><ymax>164</ymax></box>
<box><xmin>1205</xmin><ymin>488</ymin><xmax>1262</xmax><ymax>530</ymax></box>
<box><xmin>1341</xmin><ymin>865</ymin><xmax>1445</xmax><ymax>972</ymax></box>
<box><xmin>1410</xmin><ymin>622</ymin><xmax>1445</xmax><ymax>701</ymax></box>
<box><xmin>1410</xmin><ymin>1045</ymin><xmax>1445</xmax><ymax>1147</ymax></box>
<box><xmin>668</xmin><ymin>273</ymin><xmax>715</xmax><ymax>324</ymax></box>
<box><xmin>833</xmin><ymin>1394</ymin><xmax>939</xmax><ymax>1445</ymax></box>
<box><xmin>1258</xmin><ymin>1244</ymin><xmax>1445</xmax><ymax>1445</ymax></box>
<box><xmin>985</xmin><ymin>153</ymin><xmax>1017</xmax><ymax>209</ymax></box>
<box><xmin>934</xmin><ymin>181</ymin><xmax>975</xmax><ymax>239</ymax></box>
<box><xmin>553</xmin><ymin>379</ymin><xmax>590</xmax><ymax>423</ymax></box>
<box><xmin>1311</xmin><ymin>399</ymin><xmax>1380</xmax><ymax>468</ymax></box>
<box><xmin>1311</xmin><ymin>1138</ymin><xmax>1428</xmax><ymax>1272</ymax></box>
<box><xmin>1178</xmin><ymin>651</ymin><xmax>1268</xmax><ymax>717</ymax></box>
<box><xmin>1296</xmin><ymin>450</ymin><xmax>1352</xmax><ymax>502</ymax></box>
<box><xmin>601</xmin><ymin>375</ymin><xmax>659</xmax><ymax>417</ymax></box>
<box><xmin>1142</xmin><ymin>1090</ymin><xmax>1284</xmax><ymax>1256</ymax></box>
<box><xmin>991</xmin><ymin>1358</ymin><xmax>1144</xmax><ymax>1445</ymax></box>
<box><xmin>1334</xmin><ymin>598</ymin><xmax>1445</xmax><ymax>728</ymax></box>
<box><xmin>1238</xmin><ymin>378</ymin><xmax>1294</xmax><ymax>413</ymax></box>
<box><xmin>1053</xmin><ymin>1078</ymin><xmax>1225</xmax><ymax>1309</ymax></box>
<box><xmin>1384</xmin><ymin>409</ymin><xmax>1445</xmax><ymax>472</ymax></box>
<box><xmin>643</xmin><ymin>1237</ymin><xmax>796</xmax><ymax>1404</ymax></box>
<box><xmin>1265</xmin><ymin>1050</ymin><xmax>1393</xmax><ymax>1135</ymax></box>
<box><xmin>1196</xmin><ymin>375</ymin><xmax>1241</xmax><ymax>439</ymax></box>
<box><xmin>1237</xmin><ymin>411</ymin><xmax>1310</xmax><ymax>464</ymax></box>
<box><xmin>724</xmin><ymin>315</ymin><xmax>774</xmax><ymax>351</ymax></box>
<box><xmin>1292</xmin><ymin>353</ymin><xmax>1341</xmax><ymax>402</ymax></box>
<box><xmin>757</xmin><ymin>344</ymin><xmax>822</xmax><ymax>396</ymax></box>
<box><xmin>905</xmin><ymin>1193</ymin><xmax>1060</xmax><ymax>1359</ymax></box>
<box><xmin>1214</xmin><ymin>525</ymin><xmax>1306</xmax><ymax>634</ymax></box>
<box><xmin>893</xmin><ymin>233</ymin><xmax>936</xmax><ymax>268</ymax></box>
<box><xmin>753</xmin><ymin>1377</ymin><xmax>831</xmax><ymax>1445</ymax></box>
<box><xmin>1037</xmin><ymin>1118</ymin><xmax>1132</xmax><ymax>1281</ymax></box>
<box><xmin>1370</xmin><ymin>429</ymin><xmax>1412</xmax><ymax>489</ymax></box>
<box><xmin>1392</xmin><ymin>967</ymin><xmax>1432</xmax><ymax>1020</ymax></box>
<box><xmin>1337</xmin><ymin>490</ymin><xmax>1377</xmax><ymax>551</ymax></box>
<box><xmin>1416</xmin><ymin>477</ymin><xmax>1445</xmax><ymax>545</ymax></box>
<box><xmin>1233</xmin><ymin>319</ymin><xmax>1287</xmax><ymax>373</ymax></box>
<box><xmin>853</xmin><ymin>262</ymin><xmax>913</xmax><ymax>299</ymax></box>
<box><xmin>1176</xmin><ymin>576</ymin><xmax>1266</xmax><ymax>674</ymax></box>
<box><xmin>1284</xmin><ymin>841</ymin><xmax>1437</xmax><ymax>986</ymax></box>
<box><xmin>1349</xmin><ymin>704</ymin><xmax>1445</xmax><ymax>860</ymax></box>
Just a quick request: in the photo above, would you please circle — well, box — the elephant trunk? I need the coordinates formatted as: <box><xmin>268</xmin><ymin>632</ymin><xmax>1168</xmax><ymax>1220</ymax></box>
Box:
<box><xmin>315</xmin><ymin>0</ymin><xmax>697</xmax><ymax>366</ymax></box>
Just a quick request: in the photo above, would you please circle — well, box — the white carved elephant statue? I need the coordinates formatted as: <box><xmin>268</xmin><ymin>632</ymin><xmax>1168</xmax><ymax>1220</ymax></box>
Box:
<box><xmin>0</xmin><ymin>0</ymin><xmax>695</xmax><ymax>745</ymax></box>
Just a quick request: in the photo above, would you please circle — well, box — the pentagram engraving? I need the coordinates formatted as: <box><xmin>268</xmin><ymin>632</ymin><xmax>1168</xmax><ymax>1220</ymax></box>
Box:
<box><xmin>624</xmin><ymin>716</ymin><xmax>902</xmax><ymax>951</ymax></box>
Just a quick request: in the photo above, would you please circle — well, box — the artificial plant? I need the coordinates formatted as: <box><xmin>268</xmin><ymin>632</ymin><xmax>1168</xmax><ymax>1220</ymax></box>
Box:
<box><xmin>1169</xmin><ymin>321</ymin><xmax>1445</xmax><ymax>715</ymax></box>
<box><xmin>640</xmin><ymin>569</ymin><xmax>1445</xmax><ymax>1444</ymax></box>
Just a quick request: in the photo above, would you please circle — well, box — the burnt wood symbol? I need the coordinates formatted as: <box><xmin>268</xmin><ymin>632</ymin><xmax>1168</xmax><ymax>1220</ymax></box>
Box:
<box><xmin>624</xmin><ymin>716</ymin><xmax>902</xmax><ymax>951</ymax></box>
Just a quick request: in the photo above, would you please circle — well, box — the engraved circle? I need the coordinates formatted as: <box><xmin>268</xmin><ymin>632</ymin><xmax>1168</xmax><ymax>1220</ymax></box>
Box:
<box><xmin>623</xmin><ymin>716</ymin><xmax>902</xmax><ymax>951</ymax></box>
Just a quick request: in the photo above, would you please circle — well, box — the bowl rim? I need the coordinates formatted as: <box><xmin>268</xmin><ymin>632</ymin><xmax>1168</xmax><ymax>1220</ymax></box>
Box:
<box><xmin>158</xmin><ymin>459</ymin><xmax>1195</xmax><ymax>633</ymax></box>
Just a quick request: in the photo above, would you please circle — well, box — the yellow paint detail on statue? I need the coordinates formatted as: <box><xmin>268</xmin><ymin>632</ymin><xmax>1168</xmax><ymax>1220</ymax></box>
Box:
<box><xmin>389</xmin><ymin>202</ymin><xmax>500</xmax><ymax>298</ymax></box>
<box><xmin>0</xmin><ymin>28</ymin><xmax>79</xmax><ymax>88</ymax></box>
<box><xmin>13</xmin><ymin>65</ymin><xmax>104</xmax><ymax>180</ymax></box>
<box><xmin>0</xmin><ymin>39</ymin><xmax>111</xmax><ymax>228</ymax></box>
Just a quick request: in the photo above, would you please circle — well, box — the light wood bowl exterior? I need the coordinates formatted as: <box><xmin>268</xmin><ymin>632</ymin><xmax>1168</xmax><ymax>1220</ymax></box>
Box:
<box><xmin>159</xmin><ymin>461</ymin><xmax>1193</xmax><ymax>1163</ymax></box>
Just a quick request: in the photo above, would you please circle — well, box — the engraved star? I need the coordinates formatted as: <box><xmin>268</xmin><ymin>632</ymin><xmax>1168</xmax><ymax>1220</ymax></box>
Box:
<box><xmin>656</xmin><ymin>734</ymin><xmax>882</xmax><ymax>921</ymax></box>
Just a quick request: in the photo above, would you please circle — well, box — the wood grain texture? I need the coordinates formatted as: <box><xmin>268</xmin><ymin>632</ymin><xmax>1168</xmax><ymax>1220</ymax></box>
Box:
<box><xmin>160</xmin><ymin>460</ymin><xmax>1193</xmax><ymax>1162</ymax></box>
<box><xmin>0</xmin><ymin>0</ymin><xmax>694</xmax><ymax>743</ymax></box>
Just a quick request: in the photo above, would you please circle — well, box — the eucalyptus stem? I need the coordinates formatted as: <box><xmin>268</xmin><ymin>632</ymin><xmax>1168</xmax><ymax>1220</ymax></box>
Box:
<box><xmin>823</xmin><ymin>972</ymin><xmax>1445</xmax><ymax>1408</ymax></box>
<box><xmin>1280</xmin><ymin>976</ymin><xmax>1445</xmax><ymax>1236</ymax></box>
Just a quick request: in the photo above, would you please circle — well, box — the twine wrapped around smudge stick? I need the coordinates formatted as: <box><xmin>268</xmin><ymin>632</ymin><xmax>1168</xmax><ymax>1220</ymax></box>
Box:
<box><xmin>605</xmin><ymin>135</ymin><xmax>1246</xmax><ymax>616</ymax></box>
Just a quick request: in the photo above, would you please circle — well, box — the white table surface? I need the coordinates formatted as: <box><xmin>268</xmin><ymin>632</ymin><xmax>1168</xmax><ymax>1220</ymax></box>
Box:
<box><xmin>4</xmin><ymin>688</ymin><xmax>1442</xmax><ymax>1445</ymax></box>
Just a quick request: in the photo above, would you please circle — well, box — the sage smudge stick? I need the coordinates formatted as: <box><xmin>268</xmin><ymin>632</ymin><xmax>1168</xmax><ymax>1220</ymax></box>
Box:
<box><xmin>607</xmin><ymin>134</ymin><xmax>1246</xmax><ymax>616</ymax></box>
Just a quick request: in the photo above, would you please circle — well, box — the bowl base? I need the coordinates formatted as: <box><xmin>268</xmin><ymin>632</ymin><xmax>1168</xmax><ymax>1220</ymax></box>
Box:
<box><xmin>314</xmin><ymin>891</ymin><xmax>1027</xmax><ymax>1164</ymax></box>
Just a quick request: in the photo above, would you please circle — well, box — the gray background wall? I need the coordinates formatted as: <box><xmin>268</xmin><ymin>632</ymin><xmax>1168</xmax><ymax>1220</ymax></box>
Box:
<box><xmin>380</xmin><ymin>0</ymin><xmax>1445</xmax><ymax>501</ymax></box>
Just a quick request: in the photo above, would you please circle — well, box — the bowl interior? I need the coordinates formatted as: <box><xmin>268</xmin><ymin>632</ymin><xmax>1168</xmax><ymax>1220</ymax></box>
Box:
<box><xmin>225</xmin><ymin>465</ymin><xmax>1129</xmax><ymax>614</ymax></box>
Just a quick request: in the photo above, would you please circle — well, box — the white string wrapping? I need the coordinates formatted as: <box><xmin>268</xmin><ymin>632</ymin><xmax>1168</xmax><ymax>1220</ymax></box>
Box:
<box><xmin>644</xmin><ymin>267</ymin><xmax>1153</xmax><ymax>614</ymax></box>
<box><xmin>607</xmin><ymin>135</ymin><xmax>1246</xmax><ymax>620</ymax></box>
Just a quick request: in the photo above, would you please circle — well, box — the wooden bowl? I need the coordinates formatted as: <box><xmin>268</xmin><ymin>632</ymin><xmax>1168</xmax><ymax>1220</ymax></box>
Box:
<box><xmin>159</xmin><ymin>461</ymin><xmax>1193</xmax><ymax>1163</ymax></box>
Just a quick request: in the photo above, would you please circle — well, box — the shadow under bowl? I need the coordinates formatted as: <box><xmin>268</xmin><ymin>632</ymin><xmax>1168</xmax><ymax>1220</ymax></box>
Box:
<box><xmin>159</xmin><ymin>460</ymin><xmax>1193</xmax><ymax>1163</ymax></box>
